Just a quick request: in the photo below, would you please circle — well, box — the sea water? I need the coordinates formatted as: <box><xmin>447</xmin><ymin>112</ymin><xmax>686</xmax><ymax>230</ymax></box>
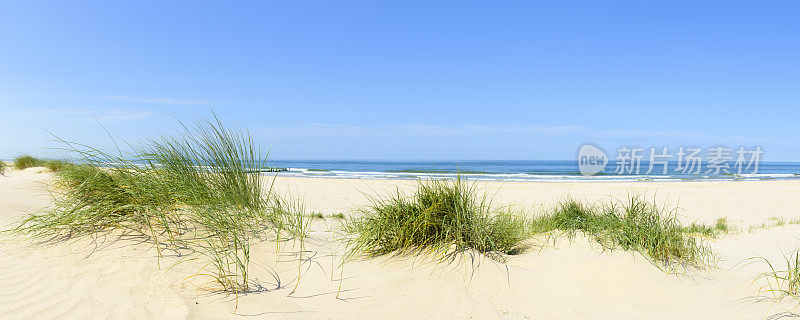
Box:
<box><xmin>263</xmin><ymin>160</ymin><xmax>800</xmax><ymax>182</ymax></box>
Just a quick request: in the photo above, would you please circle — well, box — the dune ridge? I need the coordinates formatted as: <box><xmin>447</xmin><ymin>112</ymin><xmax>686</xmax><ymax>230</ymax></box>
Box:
<box><xmin>2</xmin><ymin>168</ymin><xmax>800</xmax><ymax>319</ymax></box>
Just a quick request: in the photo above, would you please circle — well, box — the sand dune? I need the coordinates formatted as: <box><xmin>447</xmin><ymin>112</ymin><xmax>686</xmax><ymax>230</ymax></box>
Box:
<box><xmin>2</xmin><ymin>168</ymin><xmax>800</xmax><ymax>319</ymax></box>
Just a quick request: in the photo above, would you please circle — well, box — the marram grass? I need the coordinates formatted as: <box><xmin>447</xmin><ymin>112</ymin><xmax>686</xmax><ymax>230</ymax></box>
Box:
<box><xmin>13</xmin><ymin>155</ymin><xmax>45</xmax><ymax>169</ymax></box>
<box><xmin>344</xmin><ymin>183</ymin><xmax>714</xmax><ymax>270</ymax></box>
<box><xmin>685</xmin><ymin>217</ymin><xmax>729</xmax><ymax>236</ymax></box>
<box><xmin>747</xmin><ymin>249</ymin><xmax>800</xmax><ymax>302</ymax></box>
<box><xmin>343</xmin><ymin>177</ymin><xmax>530</xmax><ymax>262</ymax></box>
<box><xmin>531</xmin><ymin>197</ymin><xmax>716</xmax><ymax>269</ymax></box>
<box><xmin>330</xmin><ymin>213</ymin><xmax>346</xmax><ymax>219</ymax></box>
<box><xmin>10</xmin><ymin>155</ymin><xmax>70</xmax><ymax>172</ymax></box>
<box><xmin>14</xmin><ymin>116</ymin><xmax>308</xmax><ymax>293</ymax></box>
<box><xmin>44</xmin><ymin>160</ymin><xmax>69</xmax><ymax>172</ymax></box>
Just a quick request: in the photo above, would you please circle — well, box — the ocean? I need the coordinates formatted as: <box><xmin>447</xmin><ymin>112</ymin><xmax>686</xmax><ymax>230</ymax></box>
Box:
<box><xmin>264</xmin><ymin>160</ymin><xmax>800</xmax><ymax>182</ymax></box>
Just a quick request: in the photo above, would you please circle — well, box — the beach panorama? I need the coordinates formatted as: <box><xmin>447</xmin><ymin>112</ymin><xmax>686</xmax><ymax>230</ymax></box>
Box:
<box><xmin>2</xmin><ymin>2</ymin><xmax>800</xmax><ymax>319</ymax></box>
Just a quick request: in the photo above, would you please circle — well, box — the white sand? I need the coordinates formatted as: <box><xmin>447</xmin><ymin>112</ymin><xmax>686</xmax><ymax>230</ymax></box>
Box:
<box><xmin>2</xmin><ymin>168</ymin><xmax>800</xmax><ymax>319</ymax></box>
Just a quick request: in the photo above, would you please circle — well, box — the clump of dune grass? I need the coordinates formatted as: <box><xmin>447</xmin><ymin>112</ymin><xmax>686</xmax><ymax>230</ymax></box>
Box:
<box><xmin>714</xmin><ymin>217</ymin><xmax>729</xmax><ymax>233</ymax></box>
<box><xmin>310</xmin><ymin>212</ymin><xmax>325</xmax><ymax>220</ymax></box>
<box><xmin>13</xmin><ymin>155</ymin><xmax>45</xmax><ymax>169</ymax></box>
<box><xmin>10</xmin><ymin>156</ymin><xmax>70</xmax><ymax>172</ymax></box>
<box><xmin>747</xmin><ymin>216</ymin><xmax>800</xmax><ymax>232</ymax></box>
<box><xmin>343</xmin><ymin>177</ymin><xmax>530</xmax><ymax>261</ymax></box>
<box><xmin>330</xmin><ymin>213</ymin><xmax>346</xmax><ymax>219</ymax></box>
<box><xmin>685</xmin><ymin>222</ymin><xmax>715</xmax><ymax>237</ymax></box>
<box><xmin>14</xmin><ymin>115</ymin><xmax>308</xmax><ymax>293</ymax></box>
<box><xmin>44</xmin><ymin>160</ymin><xmax>69</xmax><ymax>172</ymax></box>
<box><xmin>597</xmin><ymin>198</ymin><xmax>714</xmax><ymax>268</ymax></box>
<box><xmin>531</xmin><ymin>197</ymin><xmax>715</xmax><ymax>269</ymax></box>
<box><xmin>344</xmin><ymin>183</ymin><xmax>713</xmax><ymax>269</ymax></box>
<box><xmin>685</xmin><ymin>218</ymin><xmax>728</xmax><ymax>237</ymax></box>
<box><xmin>310</xmin><ymin>212</ymin><xmax>345</xmax><ymax>220</ymax></box>
<box><xmin>0</xmin><ymin>161</ymin><xmax>6</xmax><ymax>175</ymax></box>
<box><xmin>750</xmin><ymin>249</ymin><xmax>800</xmax><ymax>302</ymax></box>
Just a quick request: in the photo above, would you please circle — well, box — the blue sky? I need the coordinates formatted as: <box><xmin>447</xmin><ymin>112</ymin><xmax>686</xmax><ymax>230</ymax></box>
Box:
<box><xmin>1</xmin><ymin>1</ymin><xmax>799</xmax><ymax>160</ymax></box>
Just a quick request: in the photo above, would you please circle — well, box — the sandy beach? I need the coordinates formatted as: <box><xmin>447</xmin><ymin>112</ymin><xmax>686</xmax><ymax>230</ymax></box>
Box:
<box><xmin>4</xmin><ymin>1</ymin><xmax>800</xmax><ymax>318</ymax></box>
<box><xmin>2</xmin><ymin>167</ymin><xmax>800</xmax><ymax>319</ymax></box>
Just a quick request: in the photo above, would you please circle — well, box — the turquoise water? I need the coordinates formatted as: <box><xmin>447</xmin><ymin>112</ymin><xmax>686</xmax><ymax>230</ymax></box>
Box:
<box><xmin>7</xmin><ymin>157</ymin><xmax>796</xmax><ymax>182</ymax></box>
<box><xmin>264</xmin><ymin>160</ymin><xmax>800</xmax><ymax>182</ymax></box>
